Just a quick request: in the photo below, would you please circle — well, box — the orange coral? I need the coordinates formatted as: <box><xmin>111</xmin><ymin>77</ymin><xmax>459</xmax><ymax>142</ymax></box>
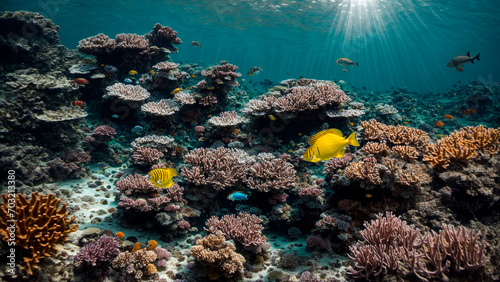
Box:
<box><xmin>361</xmin><ymin>119</ymin><xmax>429</xmax><ymax>148</ymax></box>
<box><xmin>0</xmin><ymin>193</ymin><xmax>78</xmax><ymax>275</ymax></box>
<box><xmin>148</xmin><ymin>240</ymin><xmax>157</xmax><ymax>250</ymax></box>
<box><xmin>344</xmin><ymin>161</ymin><xmax>383</xmax><ymax>185</ymax></box>
<box><xmin>392</xmin><ymin>145</ymin><xmax>419</xmax><ymax>160</ymax></box>
<box><xmin>143</xmin><ymin>263</ymin><xmax>157</xmax><ymax>275</ymax></box>
<box><xmin>132</xmin><ymin>242</ymin><xmax>142</xmax><ymax>252</ymax></box>
<box><xmin>362</xmin><ymin>142</ymin><xmax>391</xmax><ymax>154</ymax></box>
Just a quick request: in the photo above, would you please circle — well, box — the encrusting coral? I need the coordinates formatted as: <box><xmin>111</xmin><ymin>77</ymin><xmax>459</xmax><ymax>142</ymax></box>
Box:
<box><xmin>0</xmin><ymin>193</ymin><xmax>78</xmax><ymax>275</ymax></box>
<box><xmin>189</xmin><ymin>234</ymin><xmax>246</xmax><ymax>280</ymax></box>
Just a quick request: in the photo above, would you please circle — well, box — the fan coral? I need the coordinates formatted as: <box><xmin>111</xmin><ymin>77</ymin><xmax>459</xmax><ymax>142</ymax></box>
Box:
<box><xmin>106</xmin><ymin>83</ymin><xmax>151</xmax><ymax>102</ymax></box>
<box><xmin>0</xmin><ymin>193</ymin><xmax>78</xmax><ymax>275</ymax></box>
<box><xmin>181</xmin><ymin>147</ymin><xmax>249</xmax><ymax>190</ymax></box>
<box><xmin>189</xmin><ymin>234</ymin><xmax>245</xmax><ymax>280</ymax></box>
<box><xmin>204</xmin><ymin>212</ymin><xmax>267</xmax><ymax>247</ymax></box>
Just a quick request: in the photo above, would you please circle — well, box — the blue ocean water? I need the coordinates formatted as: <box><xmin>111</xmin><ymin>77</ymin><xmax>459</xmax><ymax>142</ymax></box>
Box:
<box><xmin>2</xmin><ymin>0</ymin><xmax>499</xmax><ymax>92</ymax></box>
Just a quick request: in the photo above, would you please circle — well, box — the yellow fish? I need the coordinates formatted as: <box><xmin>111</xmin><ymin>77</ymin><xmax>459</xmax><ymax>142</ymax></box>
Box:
<box><xmin>268</xmin><ymin>115</ymin><xmax>276</xmax><ymax>120</ymax></box>
<box><xmin>207</xmin><ymin>86</ymin><xmax>215</xmax><ymax>90</ymax></box>
<box><xmin>302</xmin><ymin>129</ymin><xmax>359</xmax><ymax>162</ymax></box>
<box><xmin>171</xmin><ymin>88</ymin><xmax>183</xmax><ymax>95</ymax></box>
<box><xmin>150</xmin><ymin>70</ymin><xmax>156</xmax><ymax>75</ymax></box>
<box><xmin>191</xmin><ymin>74</ymin><xmax>196</xmax><ymax>78</ymax></box>
<box><xmin>147</xmin><ymin>168</ymin><xmax>178</xmax><ymax>188</ymax></box>
<box><xmin>129</xmin><ymin>70</ymin><xmax>138</xmax><ymax>75</ymax></box>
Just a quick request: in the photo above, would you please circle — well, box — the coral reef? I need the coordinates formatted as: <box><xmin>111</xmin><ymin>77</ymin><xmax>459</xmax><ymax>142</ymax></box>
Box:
<box><xmin>204</xmin><ymin>212</ymin><xmax>267</xmax><ymax>247</ymax></box>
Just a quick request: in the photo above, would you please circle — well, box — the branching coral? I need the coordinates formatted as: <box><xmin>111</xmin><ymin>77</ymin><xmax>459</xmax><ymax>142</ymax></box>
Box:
<box><xmin>73</xmin><ymin>236</ymin><xmax>119</xmax><ymax>267</ymax></box>
<box><xmin>204</xmin><ymin>212</ymin><xmax>267</xmax><ymax>247</ymax></box>
<box><xmin>153</xmin><ymin>61</ymin><xmax>179</xmax><ymax>72</ymax></box>
<box><xmin>344</xmin><ymin>161</ymin><xmax>383</xmax><ymax>185</ymax></box>
<box><xmin>244</xmin><ymin>156</ymin><xmax>296</xmax><ymax>192</ymax></box>
<box><xmin>348</xmin><ymin>212</ymin><xmax>487</xmax><ymax>280</ymax></box>
<box><xmin>181</xmin><ymin>147</ymin><xmax>249</xmax><ymax>190</ymax></box>
<box><xmin>392</xmin><ymin>145</ymin><xmax>419</xmax><ymax>160</ymax></box>
<box><xmin>361</xmin><ymin>119</ymin><xmax>429</xmax><ymax>148</ymax></box>
<box><xmin>112</xmin><ymin>249</ymin><xmax>157</xmax><ymax>280</ymax></box>
<box><xmin>116</xmin><ymin>174</ymin><xmax>160</xmax><ymax>195</ymax></box>
<box><xmin>146</xmin><ymin>23</ymin><xmax>182</xmax><ymax>52</ymax></box>
<box><xmin>362</xmin><ymin>142</ymin><xmax>391</xmax><ymax>155</ymax></box>
<box><xmin>189</xmin><ymin>234</ymin><xmax>245</xmax><ymax>280</ymax></box>
<box><xmin>423</xmin><ymin>125</ymin><xmax>500</xmax><ymax>168</ymax></box>
<box><xmin>323</xmin><ymin>153</ymin><xmax>353</xmax><ymax>175</ymax></box>
<box><xmin>132</xmin><ymin>146</ymin><xmax>164</xmax><ymax>165</ymax></box>
<box><xmin>0</xmin><ymin>193</ymin><xmax>78</xmax><ymax>275</ymax></box>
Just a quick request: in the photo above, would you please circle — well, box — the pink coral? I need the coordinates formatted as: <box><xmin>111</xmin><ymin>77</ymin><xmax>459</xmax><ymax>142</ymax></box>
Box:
<box><xmin>323</xmin><ymin>153</ymin><xmax>352</xmax><ymax>175</ymax></box>
<box><xmin>178</xmin><ymin>220</ymin><xmax>190</xmax><ymax>230</ymax></box>
<box><xmin>194</xmin><ymin>125</ymin><xmax>205</xmax><ymax>133</ymax></box>
<box><xmin>116</xmin><ymin>174</ymin><xmax>160</xmax><ymax>195</ymax></box>
<box><xmin>204</xmin><ymin>212</ymin><xmax>267</xmax><ymax>247</ymax></box>
<box><xmin>92</xmin><ymin>125</ymin><xmax>116</xmax><ymax>136</ymax></box>
<box><xmin>298</xmin><ymin>186</ymin><xmax>324</xmax><ymax>197</ymax></box>
<box><xmin>245</xmin><ymin>157</ymin><xmax>296</xmax><ymax>192</ymax></box>
<box><xmin>132</xmin><ymin>146</ymin><xmax>164</xmax><ymax>165</ymax></box>
<box><xmin>117</xmin><ymin>196</ymin><xmax>153</xmax><ymax>212</ymax></box>
<box><xmin>268</xmin><ymin>193</ymin><xmax>289</xmax><ymax>205</ymax></box>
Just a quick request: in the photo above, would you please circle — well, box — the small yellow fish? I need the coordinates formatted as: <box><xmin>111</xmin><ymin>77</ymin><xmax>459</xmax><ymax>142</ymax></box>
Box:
<box><xmin>288</xmin><ymin>149</ymin><xmax>293</xmax><ymax>153</ymax></box>
<box><xmin>298</xmin><ymin>133</ymin><xmax>302</xmax><ymax>136</ymax></box>
<box><xmin>191</xmin><ymin>74</ymin><xmax>196</xmax><ymax>78</ymax></box>
<box><xmin>342</xmin><ymin>69</ymin><xmax>348</xmax><ymax>72</ymax></box>
<box><xmin>242</xmin><ymin>79</ymin><xmax>245</xmax><ymax>82</ymax></box>
<box><xmin>268</xmin><ymin>115</ymin><xmax>276</xmax><ymax>120</ymax></box>
<box><xmin>148</xmin><ymin>168</ymin><xmax>178</xmax><ymax>188</ymax></box>
<box><xmin>171</xmin><ymin>88</ymin><xmax>183</xmax><ymax>95</ymax></box>
<box><xmin>349</xmin><ymin>122</ymin><xmax>354</xmax><ymax>126</ymax></box>
<box><xmin>207</xmin><ymin>86</ymin><xmax>215</xmax><ymax>90</ymax></box>
<box><xmin>188</xmin><ymin>86</ymin><xmax>194</xmax><ymax>90</ymax></box>
<box><xmin>403</xmin><ymin>122</ymin><xmax>409</xmax><ymax>125</ymax></box>
<box><xmin>207</xmin><ymin>115</ymin><xmax>212</xmax><ymax>118</ymax></box>
<box><xmin>438</xmin><ymin>134</ymin><xmax>445</xmax><ymax>138</ymax></box>
<box><xmin>129</xmin><ymin>70</ymin><xmax>138</xmax><ymax>75</ymax></box>
<box><xmin>302</xmin><ymin>129</ymin><xmax>360</xmax><ymax>162</ymax></box>
<box><xmin>150</xmin><ymin>70</ymin><xmax>156</xmax><ymax>75</ymax></box>
<box><xmin>365</xmin><ymin>193</ymin><xmax>372</xmax><ymax>198</ymax></box>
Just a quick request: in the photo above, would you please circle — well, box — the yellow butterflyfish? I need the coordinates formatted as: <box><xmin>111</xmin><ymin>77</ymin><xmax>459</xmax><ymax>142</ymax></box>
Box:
<box><xmin>302</xmin><ymin>129</ymin><xmax>359</xmax><ymax>162</ymax></box>
<box><xmin>171</xmin><ymin>88</ymin><xmax>183</xmax><ymax>95</ymax></box>
<box><xmin>147</xmin><ymin>168</ymin><xmax>178</xmax><ymax>188</ymax></box>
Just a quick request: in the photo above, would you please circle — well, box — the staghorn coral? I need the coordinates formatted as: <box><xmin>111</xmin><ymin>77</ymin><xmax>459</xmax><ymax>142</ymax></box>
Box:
<box><xmin>141</xmin><ymin>99</ymin><xmax>179</xmax><ymax>117</ymax></box>
<box><xmin>361</xmin><ymin>119</ymin><xmax>429</xmax><ymax>148</ymax></box>
<box><xmin>181</xmin><ymin>147</ymin><xmax>249</xmax><ymax>190</ymax></box>
<box><xmin>362</xmin><ymin>142</ymin><xmax>391</xmax><ymax>155</ymax></box>
<box><xmin>204</xmin><ymin>212</ymin><xmax>267</xmax><ymax>247</ymax></box>
<box><xmin>73</xmin><ymin>236</ymin><xmax>119</xmax><ymax>267</ymax></box>
<box><xmin>323</xmin><ymin>153</ymin><xmax>353</xmax><ymax>175</ymax></box>
<box><xmin>207</xmin><ymin>110</ymin><xmax>248</xmax><ymax>127</ymax></box>
<box><xmin>0</xmin><ymin>193</ymin><xmax>78</xmax><ymax>275</ymax></box>
<box><xmin>344</xmin><ymin>161</ymin><xmax>383</xmax><ymax>185</ymax></box>
<box><xmin>392</xmin><ymin>145</ymin><xmax>419</xmax><ymax>160</ymax></box>
<box><xmin>244</xmin><ymin>156</ymin><xmax>296</xmax><ymax>192</ymax></box>
<box><xmin>189</xmin><ymin>234</ymin><xmax>245</xmax><ymax>280</ymax></box>
<box><xmin>423</xmin><ymin>125</ymin><xmax>500</xmax><ymax>168</ymax></box>
<box><xmin>105</xmin><ymin>83</ymin><xmax>151</xmax><ymax>102</ymax></box>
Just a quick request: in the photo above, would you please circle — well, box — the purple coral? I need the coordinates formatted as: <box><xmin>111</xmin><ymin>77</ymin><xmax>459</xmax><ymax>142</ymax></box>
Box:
<box><xmin>306</xmin><ymin>235</ymin><xmax>331</xmax><ymax>251</ymax></box>
<box><xmin>92</xmin><ymin>125</ymin><xmax>117</xmax><ymax>136</ymax></box>
<box><xmin>73</xmin><ymin>236</ymin><xmax>119</xmax><ymax>267</ymax></box>
<box><xmin>204</xmin><ymin>212</ymin><xmax>267</xmax><ymax>247</ymax></box>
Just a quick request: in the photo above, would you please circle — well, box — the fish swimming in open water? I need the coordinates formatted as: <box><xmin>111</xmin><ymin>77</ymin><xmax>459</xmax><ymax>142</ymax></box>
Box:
<box><xmin>148</xmin><ymin>168</ymin><xmax>178</xmax><ymax>188</ymax></box>
<box><xmin>302</xmin><ymin>129</ymin><xmax>359</xmax><ymax>162</ymax></box>
<box><xmin>247</xmin><ymin>66</ymin><xmax>262</xmax><ymax>76</ymax></box>
<box><xmin>190</xmin><ymin>40</ymin><xmax>202</xmax><ymax>47</ymax></box>
<box><xmin>336</xmin><ymin>58</ymin><xmax>358</xmax><ymax>67</ymax></box>
<box><xmin>447</xmin><ymin>51</ymin><xmax>480</xmax><ymax>71</ymax></box>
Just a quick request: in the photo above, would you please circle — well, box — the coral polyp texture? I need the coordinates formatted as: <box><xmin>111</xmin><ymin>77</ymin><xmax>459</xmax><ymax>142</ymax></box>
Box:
<box><xmin>105</xmin><ymin>83</ymin><xmax>151</xmax><ymax>101</ymax></box>
<box><xmin>0</xmin><ymin>193</ymin><xmax>78</xmax><ymax>275</ymax></box>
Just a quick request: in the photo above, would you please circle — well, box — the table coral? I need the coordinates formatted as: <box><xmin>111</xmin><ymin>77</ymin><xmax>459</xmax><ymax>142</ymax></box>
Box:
<box><xmin>0</xmin><ymin>193</ymin><xmax>78</xmax><ymax>275</ymax></box>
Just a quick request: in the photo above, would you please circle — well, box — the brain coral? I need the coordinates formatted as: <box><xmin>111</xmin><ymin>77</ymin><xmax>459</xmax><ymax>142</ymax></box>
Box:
<box><xmin>0</xmin><ymin>193</ymin><xmax>78</xmax><ymax>275</ymax></box>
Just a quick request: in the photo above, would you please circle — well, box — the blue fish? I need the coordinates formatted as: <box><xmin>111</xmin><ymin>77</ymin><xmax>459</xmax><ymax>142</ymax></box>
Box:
<box><xmin>97</xmin><ymin>162</ymin><xmax>106</xmax><ymax>169</ymax></box>
<box><xmin>227</xmin><ymin>191</ymin><xmax>248</xmax><ymax>202</ymax></box>
<box><xmin>124</xmin><ymin>78</ymin><xmax>133</xmax><ymax>83</ymax></box>
<box><xmin>104</xmin><ymin>65</ymin><xmax>117</xmax><ymax>72</ymax></box>
<box><xmin>131</xmin><ymin>125</ymin><xmax>143</xmax><ymax>133</ymax></box>
<box><xmin>112</xmin><ymin>114</ymin><xmax>120</xmax><ymax>119</ymax></box>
